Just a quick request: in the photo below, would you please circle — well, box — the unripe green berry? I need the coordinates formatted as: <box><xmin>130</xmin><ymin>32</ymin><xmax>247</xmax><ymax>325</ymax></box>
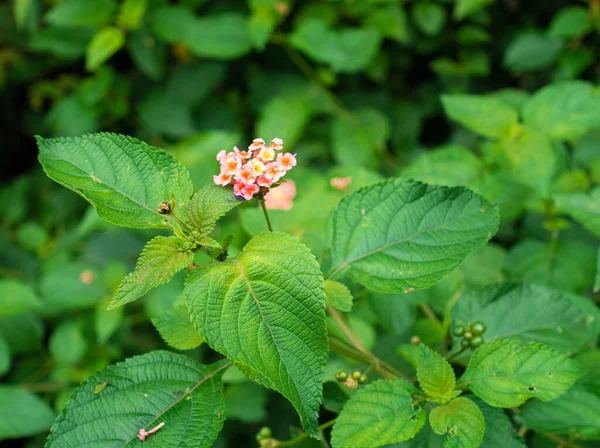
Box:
<box><xmin>358</xmin><ymin>374</ymin><xmax>368</xmax><ymax>384</ymax></box>
<box><xmin>452</xmin><ymin>325</ymin><xmax>465</xmax><ymax>337</ymax></box>
<box><xmin>258</xmin><ymin>427</ymin><xmax>272</xmax><ymax>439</ymax></box>
<box><xmin>471</xmin><ymin>321</ymin><xmax>487</xmax><ymax>336</ymax></box>
<box><xmin>463</xmin><ymin>330</ymin><xmax>473</xmax><ymax>341</ymax></box>
<box><xmin>352</xmin><ymin>370</ymin><xmax>362</xmax><ymax>380</ymax></box>
<box><xmin>460</xmin><ymin>339</ymin><xmax>470</xmax><ymax>348</ymax></box>
<box><xmin>335</xmin><ymin>371</ymin><xmax>348</xmax><ymax>382</ymax></box>
<box><xmin>470</xmin><ymin>336</ymin><xmax>484</xmax><ymax>348</ymax></box>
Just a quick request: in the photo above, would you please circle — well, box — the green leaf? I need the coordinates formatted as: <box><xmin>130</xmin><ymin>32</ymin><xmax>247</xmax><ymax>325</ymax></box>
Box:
<box><xmin>516</xmin><ymin>384</ymin><xmax>600</xmax><ymax>439</ymax></box>
<box><xmin>127</xmin><ymin>29</ymin><xmax>166</xmax><ymax>81</ymax></box>
<box><xmin>332</xmin><ymin>108</ymin><xmax>390</xmax><ymax>169</ymax></box>
<box><xmin>185</xmin><ymin>233</ymin><xmax>328</xmax><ymax>437</ymax></box>
<box><xmin>37</xmin><ymin>133</ymin><xmax>194</xmax><ymax>229</ymax></box>
<box><xmin>40</xmin><ymin>264</ymin><xmax>107</xmax><ymax>313</ymax></box>
<box><xmin>329</xmin><ymin>179</ymin><xmax>499</xmax><ymax>293</ymax></box>
<box><xmin>184</xmin><ymin>185</ymin><xmax>240</xmax><ymax>236</ymax></box>
<box><xmin>523</xmin><ymin>81</ymin><xmax>600</xmax><ymax>140</ymax></box>
<box><xmin>458</xmin><ymin>339</ymin><xmax>582</xmax><ymax>408</ymax></box>
<box><xmin>365</xmin><ymin>5</ymin><xmax>410</xmax><ymax>43</ymax></box>
<box><xmin>441</xmin><ymin>95</ymin><xmax>518</xmax><ymax>138</ymax></box>
<box><xmin>554</xmin><ymin>188</ymin><xmax>600</xmax><ymax>238</ymax></box>
<box><xmin>117</xmin><ymin>0</ymin><xmax>148</xmax><ymax>30</ymax></box>
<box><xmin>0</xmin><ymin>386</ymin><xmax>55</xmax><ymax>440</ymax></box>
<box><xmin>418</xmin><ymin>345</ymin><xmax>458</xmax><ymax>404</ymax></box>
<box><xmin>454</xmin><ymin>0</ymin><xmax>494</xmax><ymax>20</ymax></box>
<box><xmin>95</xmin><ymin>297</ymin><xmax>123</xmax><ymax>344</ymax></box>
<box><xmin>471</xmin><ymin>397</ymin><xmax>526</xmax><ymax>447</ymax></box>
<box><xmin>14</xmin><ymin>0</ymin><xmax>33</xmax><ymax>29</ymax></box>
<box><xmin>49</xmin><ymin>321</ymin><xmax>88</xmax><ymax>365</ymax></box>
<box><xmin>256</xmin><ymin>92</ymin><xmax>313</xmax><ymax>147</ymax></box>
<box><xmin>413</xmin><ymin>4</ymin><xmax>446</xmax><ymax>37</ymax></box>
<box><xmin>504</xmin><ymin>32</ymin><xmax>562</xmax><ymax>72</ymax></box>
<box><xmin>0</xmin><ymin>313</ymin><xmax>43</xmax><ymax>356</ymax></box>
<box><xmin>0</xmin><ymin>279</ymin><xmax>41</xmax><ymax>316</ymax></box>
<box><xmin>109</xmin><ymin>236</ymin><xmax>193</xmax><ymax>309</ymax></box>
<box><xmin>86</xmin><ymin>26</ymin><xmax>125</xmax><ymax>71</ymax></box>
<box><xmin>45</xmin><ymin>0</ymin><xmax>116</xmax><ymax>28</ymax></box>
<box><xmin>0</xmin><ymin>336</ymin><xmax>10</xmax><ymax>376</ymax></box>
<box><xmin>331</xmin><ymin>379</ymin><xmax>426</xmax><ymax>448</ymax></box>
<box><xmin>152</xmin><ymin>301</ymin><xmax>203</xmax><ymax>351</ymax></box>
<box><xmin>453</xmin><ymin>283</ymin><xmax>599</xmax><ymax>354</ymax></box>
<box><xmin>249</xmin><ymin>0</ymin><xmax>278</xmax><ymax>50</ymax></box>
<box><xmin>225</xmin><ymin>382</ymin><xmax>268</xmax><ymax>423</ymax></box>
<box><xmin>429</xmin><ymin>397</ymin><xmax>485</xmax><ymax>448</ymax></box>
<box><xmin>46</xmin><ymin>352</ymin><xmax>228</xmax><ymax>447</ymax></box>
<box><xmin>499</xmin><ymin>127</ymin><xmax>556</xmax><ymax>197</ymax></box>
<box><xmin>548</xmin><ymin>6</ymin><xmax>593</xmax><ymax>40</ymax></box>
<box><xmin>324</xmin><ymin>280</ymin><xmax>353</xmax><ymax>312</ymax></box>
<box><xmin>595</xmin><ymin>247</ymin><xmax>600</xmax><ymax>293</ymax></box>
<box><xmin>186</xmin><ymin>14</ymin><xmax>252</xmax><ymax>60</ymax></box>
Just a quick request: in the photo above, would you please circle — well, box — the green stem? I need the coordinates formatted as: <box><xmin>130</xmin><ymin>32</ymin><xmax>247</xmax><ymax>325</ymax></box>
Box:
<box><xmin>260</xmin><ymin>199</ymin><xmax>274</xmax><ymax>232</ymax></box>
<box><xmin>447</xmin><ymin>346</ymin><xmax>469</xmax><ymax>363</ymax></box>
<box><xmin>276</xmin><ymin>419</ymin><xmax>337</xmax><ymax>447</ymax></box>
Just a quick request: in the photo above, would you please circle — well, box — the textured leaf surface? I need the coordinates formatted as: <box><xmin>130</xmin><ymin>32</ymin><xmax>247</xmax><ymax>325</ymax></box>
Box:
<box><xmin>429</xmin><ymin>397</ymin><xmax>485</xmax><ymax>448</ymax></box>
<box><xmin>46</xmin><ymin>351</ymin><xmax>228</xmax><ymax>447</ymax></box>
<box><xmin>0</xmin><ymin>279</ymin><xmax>41</xmax><ymax>316</ymax></box>
<box><xmin>184</xmin><ymin>185</ymin><xmax>240</xmax><ymax>236</ymax></box>
<box><xmin>324</xmin><ymin>280</ymin><xmax>353</xmax><ymax>312</ymax></box>
<box><xmin>418</xmin><ymin>344</ymin><xmax>458</xmax><ymax>404</ymax></box>
<box><xmin>331</xmin><ymin>379</ymin><xmax>426</xmax><ymax>448</ymax></box>
<box><xmin>471</xmin><ymin>397</ymin><xmax>526</xmax><ymax>448</ymax></box>
<box><xmin>458</xmin><ymin>339</ymin><xmax>581</xmax><ymax>407</ymax></box>
<box><xmin>441</xmin><ymin>95</ymin><xmax>518</xmax><ymax>138</ymax></box>
<box><xmin>152</xmin><ymin>301</ymin><xmax>203</xmax><ymax>350</ymax></box>
<box><xmin>109</xmin><ymin>236</ymin><xmax>193</xmax><ymax>309</ymax></box>
<box><xmin>0</xmin><ymin>386</ymin><xmax>55</xmax><ymax>440</ymax></box>
<box><xmin>555</xmin><ymin>188</ymin><xmax>600</xmax><ymax>238</ymax></box>
<box><xmin>330</xmin><ymin>179</ymin><xmax>499</xmax><ymax>293</ymax></box>
<box><xmin>185</xmin><ymin>232</ymin><xmax>327</xmax><ymax>437</ymax></box>
<box><xmin>452</xmin><ymin>283</ymin><xmax>600</xmax><ymax>353</ymax></box>
<box><xmin>37</xmin><ymin>133</ymin><xmax>194</xmax><ymax>229</ymax></box>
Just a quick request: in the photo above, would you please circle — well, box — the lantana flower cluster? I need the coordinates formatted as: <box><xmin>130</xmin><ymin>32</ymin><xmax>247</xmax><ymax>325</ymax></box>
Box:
<box><xmin>213</xmin><ymin>137</ymin><xmax>296</xmax><ymax>200</ymax></box>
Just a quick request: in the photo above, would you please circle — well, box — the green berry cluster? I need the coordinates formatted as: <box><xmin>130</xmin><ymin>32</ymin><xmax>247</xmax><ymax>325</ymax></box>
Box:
<box><xmin>453</xmin><ymin>321</ymin><xmax>487</xmax><ymax>349</ymax></box>
<box><xmin>335</xmin><ymin>370</ymin><xmax>368</xmax><ymax>389</ymax></box>
<box><xmin>255</xmin><ymin>427</ymin><xmax>272</xmax><ymax>443</ymax></box>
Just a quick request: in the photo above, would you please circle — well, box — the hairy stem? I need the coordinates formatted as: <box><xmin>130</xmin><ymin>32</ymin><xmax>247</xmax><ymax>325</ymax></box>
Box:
<box><xmin>276</xmin><ymin>419</ymin><xmax>336</xmax><ymax>447</ymax></box>
<box><xmin>260</xmin><ymin>199</ymin><xmax>274</xmax><ymax>232</ymax></box>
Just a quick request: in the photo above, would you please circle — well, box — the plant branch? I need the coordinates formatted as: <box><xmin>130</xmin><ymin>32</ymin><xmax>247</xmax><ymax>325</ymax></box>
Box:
<box><xmin>275</xmin><ymin>419</ymin><xmax>336</xmax><ymax>447</ymax></box>
<box><xmin>541</xmin><ymin>433</ymin><xmax>582</xmax><ymax>448</ymax></box>
<box><xmin>260</xmin><ymin>199</ymin><xmax>274</xmax><ymax>232</ymax></box>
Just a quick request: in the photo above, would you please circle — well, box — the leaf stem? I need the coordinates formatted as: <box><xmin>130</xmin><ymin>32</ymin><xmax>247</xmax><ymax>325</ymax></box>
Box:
<box><xmin>447</xmin><ymin>346</ymin><xmax>469</xmax><ymax>363</ymax></box>
<box><xmin>541</xmin><ymin>433</ymin><xmax>582</xmax><ymax>448</ymax></box>
<box><xmin>260</xmin><ymin>199</ymin><xmax>274</xmax><ymax>232</ymax></box>
<box><xmin>419</xmin><ymin>304</ymin><xmax>441</xmax><ymax>325</ymax></box>
<box><xmin>275</xmin><ymin>419</ymin><xmax>337</xmax><ymax>447</ymax></box>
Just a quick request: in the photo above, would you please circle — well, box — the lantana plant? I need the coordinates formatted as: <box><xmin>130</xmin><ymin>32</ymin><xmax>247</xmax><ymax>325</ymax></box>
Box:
<box><xmin>33</xmin><ymin>132</ymin><xmax>591</xmax><ymax>448</ymax></box>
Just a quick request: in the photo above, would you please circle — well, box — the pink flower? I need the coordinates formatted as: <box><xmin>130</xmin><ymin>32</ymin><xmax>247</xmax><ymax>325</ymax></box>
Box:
<box><xmin>257</xmin><ymin>146</ymin><xmax>275</xmax><ymax>163</ymax></box>
<box><xmin>330</xmin><ymin>176</ymin><xmax>352</xmax><ymax>191</ymax></box>
<box><xmin>221</xmin><ymin>154</ymin><xmax>242</xmax><ymax>175</ymax></box>
<box><xmin>234</xmin><ymin>181</ymin><xmax>259</xmax><ymax>200</ymax></box>
<box><xmin>247</xmin><ymin>158</ymin><xmax>266</xmax><ymax>176</ymax></box>
<box><xmin>213</xmin><ymin>172</ymin><xmax>232</xmax><ymax>186</ymax></box>
<box><xmin>265</xmin><ymin>180</ymin><xmax>296</xmax><ymax>210</ymax></box>
<box><xmin>277</xmin><ymin>152</ymin><xmax>296</xmax><ymax>171</ymax></box>
<box><xmin>216</xmin><ymin>150</ymin><xmax>227</xmax><ymax>162</ymax></box>
<box><xmin>268</xmin><ymin>137</ymin><xmax>284</xmax><ymax>150</ymax></box>
<box><xmin>248</xmin><ymin>138</ymin><xmax>265</xmax><ymax>152</ymax></box>
<box><xmin>236</xmin><ymin>165</ymin><xmax>256</xmax><ymax>184</ymax></box>
<box><xmin>233</xmin><ymin>145</ymin><xmax>252</xmax><ymax>159</ymax></box>
<box><xmin>257</xmin><ymin>175</ymin><xmax>272</xmax><ymax>187</ymax></box>
<box><xmin>263</xmin><ymin>162</ymin><xmax>284</xmax><ymax>182</ymax></box>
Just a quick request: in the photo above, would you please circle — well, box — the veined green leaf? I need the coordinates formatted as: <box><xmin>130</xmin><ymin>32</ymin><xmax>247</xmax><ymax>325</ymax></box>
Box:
<box><xmin>184</xmin><ymin>185</ymin><xmax>240</xmax><ymax>236</ymax></box>
<box><xmin>458</xmin><ymin>339</ymin><xmax>581</xmax><ymax>408</ymax></box>
<box><xmin>331</xmin><ymin>379</ymin><xmax>426</xmax><ymax>448</ymax></box>
<box><xmin>471</xmin><ymin>397</ymin><xmax>526</xmax><ymax>447</ymax></box>
<box><xmin>418</xmin><ymin>345</ymin><xmax>459</xmax><ymax>404</ymax></box>
<box><xmin>185</xmin><ymin>232</ymin><xmax>328</xmax><ymax>437</ymax></box>
<box><xmin>152</xmin><ymin>300</ymin><xmax>203</xmax><ymax>351</ymax></box>
<box><xmin>0</xmin><ymin>279</ymin><xmax>41</xmax><ymax>316</ymax></box>
<box><xmin>429</xmin><ymin>397</ymin><xmax>485</xmax><ymax>448</ymax></box>
<box><xmin>46</xmin><ymin>352</ymin><xmax>228</xmax><ymax>447</ymax></box>
<box><xmin>554</xmin><ymin>188</ymin><xmax>600</xmax><ymax>238</ymax></box>
<box><xmin>36</xmin><ymin>133</ymin><xmax>194</xmax><ymax>229</ymax></box>
<box><xmin>324</xmin><ymin>280</ymin><xmax>353</xmax><ymax>312</ymax></box>
<box><xmin>109</xmin><ymin>236</ymin><xmax>193</xmax><ymax>309</ymax></box>
<box><xmin>329</xmin><ymin>179</ymin><xmax>499</xmax><ymax>293</ymax></box>
<box><xmin>0</xmin><ymin>386</ymin><xmax>55</xmax><ymax>440</ymax></box>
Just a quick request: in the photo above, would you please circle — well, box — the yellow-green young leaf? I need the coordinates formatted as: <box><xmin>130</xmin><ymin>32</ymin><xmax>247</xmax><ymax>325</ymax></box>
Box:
<box><xmin>14</xmin><ymin>0</ymin><xmax>33</xmax><ymax>29</ymax></box>
<box><xmin>324</xmin><ymin>280</ymin><xmax>353</xmax><ymax>312</ymax></box>
<box><xmin>185</xmin><ymin>233</ymin><xmax>327</xmax><ymax>438</ymax></box>
<box><xmin>49</xmin><ymin>321</ymin><xmax>88</xmax><ymax>366</ymax></box>
<box><xmin>554</xmin><ymin>188</ymin><xmax>600</xmax><ymax>238</ymax></box>
<box><xmin>441</xmin><ymin>95</ymin><xmax>518</xmax><ymax>138</ymax></box>
<box><xmin>152</xmin><ymin>301</ymin><xmax>203</xmax><ymax>351</ymax></box>
<box><xmin>37</xmin><ymin>133</ymin><xmax>194</xmax><ymax>229</ymax></box>
<box><xmin>46</xmin><ymin>352</ymin><xmax>228</xmax><ymax>448</ymax></box>
<box><xmin>523</xmin><ymin>81</ymin><xmax>600</xmax><ymax>141</ymax></box>
<box><xmin>458</xmin><ymin>339</ymin><xmax>582</xmax><ymax>408</ymax></box>
<box><xmin>86</xmin><ymin>27</ymin><xmax>125</xmax><ymax>71</ymax></box>
<box><xmin>329</xmin><ymin>179</ymin><xmax>499</xmax><ymax>293</ymax></box>
<box><xmin>117</xmin><ymin>0</ymin><xmax>148</xmax><ymax>30</ymax></box>
<box><xmin>454</xmin><ymin>0</ymin><xmax>494</xmax><ymax>20</ymax></box>
<box><xmin>429</xmin><ymin>397</ymin><xmax>485</xmax><ymax>448</ymax></box>
<box><xmin>109</xmin><ymin>236</ymin><xmax>193</xmax><ymax>309</ymax></box>
<box><xmin>0</xmin><ymin>386</ymin><xmax>55</xmax><ymax>440</ymax></box>
<box><xmin>412</xmin><ymin>3</ymin><xmax>446</xmax><ymax>37</ymax></box>
<box><xmin>331</xmin><ymin>379</ymin><xmax>426</xmax><ymax>448</ymax></box>
<box><xmin>184</xmin><ymin>185</ymin><xmax>240</xmax><ymax>236</ymax></box>
<box><xmin>418</xmin><ymin>345</ymin><xmax>459</xmax><ymax>404</ymax></box>
<box><xmin>0</xmin><ymin>279</ymin><xmax>41</xmax><ymax>316</ymax></box>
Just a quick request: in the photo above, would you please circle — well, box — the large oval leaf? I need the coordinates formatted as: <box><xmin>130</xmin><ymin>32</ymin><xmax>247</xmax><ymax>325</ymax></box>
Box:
<box><xmin>185</xmin><ymin>232</ymin><xmax>328</xmax><ymax>438</ymax></box>
<box><xmin>429</xmin><ymin>397</ymin><xmax>485</xmax><ymax>448</ymax></box>
<box><xmin>329</xmin><ymin>179</ymin><xmax>499</xmax><ymax>293</ymax></box>
<box><xmin>46</xmin><ymin>351</ymin><xmax>228</xmax><ymax>447</ymax></box>
<box><xmin>37</xmin><ymin>133</ymin><xmax>194</xmax><ymax>229</ymax></box>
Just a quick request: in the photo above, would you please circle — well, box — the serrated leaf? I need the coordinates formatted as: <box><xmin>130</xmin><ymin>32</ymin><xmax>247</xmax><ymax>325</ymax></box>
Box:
<box><xmin>471</xmin><ymin>397</ymin><xmax>526</xmax><ymax>447</ymax></box>
<box><xmin>37</xmin><ymin>133</ymin><xmax>194</xmax><ymax>229</ymax></box>
<box><xmin>452</xmin><ymin>283</ymin><xmax>600</xmax><ymax>353</ymax></box>
<box><xmin>523</xmin><ymin>81</ymin><xmax>600</xmax><ymax>140</ymax></box>
<box><xmin>329</xmin><ymin>179</ymin><xmax>499</xmax><ymax>293</ymax></box>
<box><xmin>185</xmin><ymin>232</ymin><xmax>327</xmax><ymax>437</ymax></box>
<box><xmin>0</xmin><ymin>279</ymin><xmax>41</xmax><ymax>316</ymax></box>
<box><xmin>152</xmin><ymin>301</ymin><xmax>203</xmax><ymax>351</ymax></box>
<box><xmin>429</xmin><ymin>397</ymin><xmax>485</xmax><ymax>448</ymax></box>
<box><xmin>458</xmin><ymin>339</ymin><xmax>581</xmax><ymax>408</ymax></box>
<box><xmin>331</xmin><ymin>379</ymin><xmax>426</xmax><ymax>448</ymax></box>
<box><xmin>554</xmin><ymin>188</ymin><xmax>600</xmax><ymax>238</ymax></box>
<box><xmin>109</xmin><ymin>236</ymin><xmax>193</xmax><ymax>309</ymax></box>
<box><xmin>441</xmin><ymin>95</ymin><xmax>518</xmax><ymax>138</ymax></box>
<box><xmin>324</xmin><ymin>280</ymin><xmax>353</xmax><ymax>313</ymax></box>
<box><xmin>46</xmin><ymin>352</ymin><xmax>228</xmax><ymax>447</ymax></box>
<box><xmin>86</xmin><ymin>27</ymin><xmax>125</xmax><ymax>71</ymax></box>
<box><xmin>184</xmin><ymin>185</ymin><xmax>240</xmax><ymax>236</ymax></box>
<box><xmin>418</xmin><ymin>345</ymin><xmax>458</xmax><ymax>404</ymax></box>
<box><xmin>0</xmin><ymin>386</ymin><xmax>55</xmax><ymax>440</ymax></box>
